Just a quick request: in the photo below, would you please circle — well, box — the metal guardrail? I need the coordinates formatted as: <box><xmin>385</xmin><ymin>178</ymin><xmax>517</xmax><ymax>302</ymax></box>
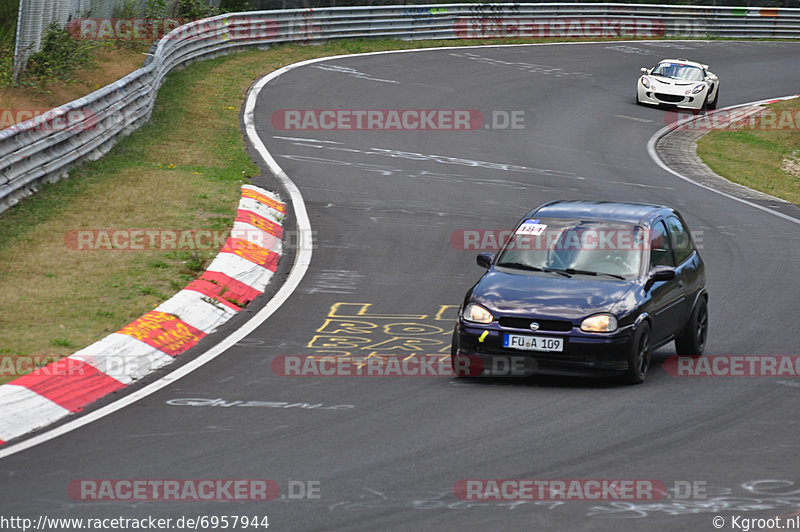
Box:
<box><xmin>3</xmin><ymin>3</ymin><xmax>800</xmax><ymax>213</ymax></box>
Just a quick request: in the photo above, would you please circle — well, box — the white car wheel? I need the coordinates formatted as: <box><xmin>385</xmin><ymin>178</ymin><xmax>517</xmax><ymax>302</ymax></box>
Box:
<box><xmin>708</xmin><ymin>88</ymin><xmax>718</xmax><ymax>110</ymax></box>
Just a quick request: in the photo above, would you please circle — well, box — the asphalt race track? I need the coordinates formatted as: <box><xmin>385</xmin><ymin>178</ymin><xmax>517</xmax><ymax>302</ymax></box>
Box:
<box><xmin>2</xmin><ymin>41</ymin><xmax>800</xmax><ymax>531</ymax></box>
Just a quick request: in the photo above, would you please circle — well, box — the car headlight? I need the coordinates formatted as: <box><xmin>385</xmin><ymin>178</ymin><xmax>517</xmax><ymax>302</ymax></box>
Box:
<box><xmin>692</xmin><ymin>84</ymin><xmax>706</xmax><ymax>94</ymax></box>
<box><xmin>581</xmin><ymin>314</ymin><xmax>618</xmax><ymax>333</ymax></box>
<box><xmin>463</xmin><ymin>303</ymin><xmax>493</xmax><ymax>324</ymax></box>
<box><xmin>640</xmin><ymin>77</ymin><xmax>650</xmax><ymax>89</ymax></box>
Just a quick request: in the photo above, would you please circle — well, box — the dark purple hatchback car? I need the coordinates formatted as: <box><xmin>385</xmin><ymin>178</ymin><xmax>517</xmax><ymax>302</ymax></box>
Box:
<box><xmin>451</xmin><ymin>200</ymin><xmax>708</xmax><ymax>384</ymax></box>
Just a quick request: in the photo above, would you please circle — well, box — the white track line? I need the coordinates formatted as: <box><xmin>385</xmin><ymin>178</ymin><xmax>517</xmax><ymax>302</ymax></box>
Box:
<box><xmin>0</xmin><ymin>60</ymin><xmax>318</xmax><ymax>459</ymax></box>
<box><xmin>646</xmin><ymin>96</ymin><xmax>800</xmax><ymax>226</ymax></box>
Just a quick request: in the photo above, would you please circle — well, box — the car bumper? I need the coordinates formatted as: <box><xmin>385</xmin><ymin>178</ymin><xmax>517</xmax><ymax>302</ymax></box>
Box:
<box><xmin>638</xmin><ymin>88</ymin><xmax>705</xmax><ymax>110</ymax></box>
<box><xmin>452</xmin><ymin>322</ymin><xmax>634</xmax><ymax>378</ymax></box>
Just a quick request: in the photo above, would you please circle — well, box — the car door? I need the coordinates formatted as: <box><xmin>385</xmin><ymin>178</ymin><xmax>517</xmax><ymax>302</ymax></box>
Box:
<box><xmin>648</xmin><ymin>219</ymin><xmax>686</xmax><ymax>344</ymax></box>
<box><xmin>665</xmin><ymin>214</ymin><xmax>701</xmax><ymax>320</ymax></box>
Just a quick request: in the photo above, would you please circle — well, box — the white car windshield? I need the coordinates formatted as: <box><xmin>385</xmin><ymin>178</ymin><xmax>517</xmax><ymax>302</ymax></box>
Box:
<box><xmin>651</xmin><ymin>62</ymin><xmax>704</xmax><ymax>82</ymax></box>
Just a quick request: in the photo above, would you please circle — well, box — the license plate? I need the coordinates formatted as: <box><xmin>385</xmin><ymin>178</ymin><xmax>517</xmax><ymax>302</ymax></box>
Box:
<box><xmin>503</xmin><ymin>334</ymin><xmax>563</xmax><ymax>352</ymax></box>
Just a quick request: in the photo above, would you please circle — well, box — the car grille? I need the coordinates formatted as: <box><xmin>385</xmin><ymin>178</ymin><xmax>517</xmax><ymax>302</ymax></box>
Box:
<box><xmin>655</xmin><ymin>93</ymin><xmax>684</xmax><ymax>103</ymax></box>
<box><xmin>498</xmin><ymin>317</ymin><xmax>572</xmax><ymax>332</ymax></box>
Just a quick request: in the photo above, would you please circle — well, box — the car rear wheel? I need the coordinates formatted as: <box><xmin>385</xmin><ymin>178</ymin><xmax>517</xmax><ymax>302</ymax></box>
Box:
<box><xmin>675</xmin><ymin>297</ymin><xmax>708</xmax><ymax>357</ymax></box>
<box><xmin>624</xmin><ymin>322</ymin><xmax>651</xmax><ymax>384</ymax></box>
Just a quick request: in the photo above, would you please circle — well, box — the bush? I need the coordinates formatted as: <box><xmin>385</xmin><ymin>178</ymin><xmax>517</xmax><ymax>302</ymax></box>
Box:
<box><xmin>0</xmin><ymin>1</ymin><xmax>18</xmax><ymax>48</ymax></box>
<box><xmin>112</xmin><ymin>0</ymin><xmax>142</xmax><ymax>19</ymax></box>
<box><xmin>145</xmin><ymin>0</ymin><xmax>170</xmax><ymax>19</ymax></box>
<box><xmin>221</xmin><ymin>0</ymin><xmax>256</xmax><ymax>12</ymax></box>
<box><xmin>0</xmin><ymin>44</ymin><xmax>12</xmax><ymax>86</ymax></box>
<box><xmin>23</xmin><ymin>23</ymin><xmax>97</xmax><ymax>82</ymax></box>
<box><xmin>173</xmin><ymin>0</ymin><xmax>219</xmax><ymax>20</ymax></box>
<box><xmin>0</xmin><ymin>0</ymin><xmax>19</xmax><ymax>83</ymax></box>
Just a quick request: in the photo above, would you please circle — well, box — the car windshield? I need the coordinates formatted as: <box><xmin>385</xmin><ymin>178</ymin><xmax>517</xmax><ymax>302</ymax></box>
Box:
<box><xmin>495</xmin><ymin>218</ymin><xmax>645</xmax><ymax>279</ymax></box>
<box><xmin>650</xmin><ymin>62</ymin><xmax>704</xmax><ymax>82</ymax></box>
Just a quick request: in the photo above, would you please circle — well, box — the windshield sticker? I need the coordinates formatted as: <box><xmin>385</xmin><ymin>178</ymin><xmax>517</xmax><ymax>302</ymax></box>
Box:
<box><xmin>516</xmin><ymin>219</ymin><xmax>547</xmax><ymax>236</ymax></box>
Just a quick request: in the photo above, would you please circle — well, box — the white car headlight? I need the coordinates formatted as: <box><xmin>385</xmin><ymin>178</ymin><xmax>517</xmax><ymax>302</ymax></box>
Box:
<box><xmin>692</xmin><ymin>84</ymin><xmax>706</xmax><ymax>94</ymax></box>
<box><xmin>640</xmin><ymin>77</ymin><xmax>650</xmax><ymax>89</ymax></box>
<box><xmin>581</xmin><ymin>314</ymin><xmax>618</xmax><ymax>333</ymax></box>
<box><xmin>463</xmin><ymin>303</ymin><xmax>493</xmax><ymax>324</ymax></box>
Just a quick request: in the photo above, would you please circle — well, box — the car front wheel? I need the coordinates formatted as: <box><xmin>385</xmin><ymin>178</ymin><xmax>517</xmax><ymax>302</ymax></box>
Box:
<box><xmin>624</xmin><ymin>322</ymin><xmax>651</xmax><ymax>384</ymax></box>
<box><xmin>708</xmin><ymin>88</ymin><xmax>718</xmax><ymax>110</ymax></box>
<box><xmin>675</xmin><ymin>297</ymin><xmax>708</xmax><ymax>357</ymax></box>
<box><xmin>450</xmin><ymin>328</ymin><xmax>463</xmax><ymax>377</ymax></box>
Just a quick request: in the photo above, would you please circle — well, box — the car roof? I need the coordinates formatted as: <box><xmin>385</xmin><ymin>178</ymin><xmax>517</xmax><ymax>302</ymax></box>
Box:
<box><xmin>657</xmin><ymin>58</ymin><xmax>706</xmax><ymax>69</ymax></box>
<box><xmin>528</xmin><ymin>200</ymin><xmax>675</xmax><ymax>226</ymax></box>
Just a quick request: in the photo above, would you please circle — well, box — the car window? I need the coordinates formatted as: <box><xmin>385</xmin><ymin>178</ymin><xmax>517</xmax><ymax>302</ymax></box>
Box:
<box><xmin>666</xmin><ymin>216</ymin><xmax>693</xmax><ymax>264</ymax></box>
<box><xmin>496</xmin><ymin>218</ymin><xmax>643</xmax><ymax>278</ymax></box>
<box><xmin>649</xmin><ymin>221</ymin><xmax>675</xmax><ymax>268</ymax></box>
<box><xmin>651</xmin><ymin>62</ymin><xmax>704</xmax><ymax>81</ymax></box>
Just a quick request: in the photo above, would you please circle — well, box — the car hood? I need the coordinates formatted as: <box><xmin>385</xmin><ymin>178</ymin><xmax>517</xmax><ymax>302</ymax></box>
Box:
<box><xmin>470</xmin><ymin>269</ymin><xmax>636</xmax><ymax>321</ymax></box>
<box><xmin>651</xmin><ymin>77</ymin><xmax>703</xmax><ymax>93</ymax></box>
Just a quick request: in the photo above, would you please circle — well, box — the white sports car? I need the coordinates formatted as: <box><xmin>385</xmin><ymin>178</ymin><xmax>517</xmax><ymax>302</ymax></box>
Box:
<box><xmin>637</xmin><ymin>59</ymin><xmax>719</xmax><ymax>110</ymax></box>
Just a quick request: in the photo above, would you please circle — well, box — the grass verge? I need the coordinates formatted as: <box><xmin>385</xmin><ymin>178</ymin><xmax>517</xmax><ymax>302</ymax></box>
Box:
<box><xmin>696</xmin><ymin>97</ymin><xmax>800</xmax><ymax>205</ymax></box>
<box><xmin>0</xmin><ymin>35</ymin><xmax>704</xmax><ymax>383</ymax></box>
<box><xmin>0</xmin><ymin>42</ymin><xmax>149</xmax><ymax>118</ymax></box>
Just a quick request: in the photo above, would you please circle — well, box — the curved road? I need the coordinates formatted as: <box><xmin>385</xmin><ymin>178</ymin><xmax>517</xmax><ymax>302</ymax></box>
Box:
<box><xmin>2</xmin><ymin>41</ymin><xmax>800</xmax><ymax>531</ymax></box>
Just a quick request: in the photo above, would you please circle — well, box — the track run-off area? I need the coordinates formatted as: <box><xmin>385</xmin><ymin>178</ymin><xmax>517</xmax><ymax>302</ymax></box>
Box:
<box><xmin>2</xmin><ymin>40</ymin><xmax>800</xmax><ymax>531</ymax></box>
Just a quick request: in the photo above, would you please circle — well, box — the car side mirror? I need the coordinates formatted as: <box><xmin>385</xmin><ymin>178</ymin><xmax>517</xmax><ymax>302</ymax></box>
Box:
<box><xmin>641</xmin><ymin>67</ymin><xmax>648</xmax><ymax>74</ymax></box>
<box><xmin>477</xmin><ymin>252</ymin><xmax>495</xmax><ymax>269</ymax></box>
<box><xmin>645</xmin><ymin>266</ymin><xmax>676</xmax><ymax>291</ymax></box>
